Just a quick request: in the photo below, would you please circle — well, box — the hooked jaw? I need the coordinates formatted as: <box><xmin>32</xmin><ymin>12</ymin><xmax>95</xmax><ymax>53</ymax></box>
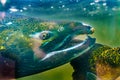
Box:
<box><xmin>88</xmin><ymin>26</ymin><xmax>95</xmax><ymax>34</ymax></box>
<box><xmin>71</xmin><ymin>23</ymin><xmax>95</xmax><ymax>35</ymax></box>
<box><xmin>91</xmin><ymin>27</ymin><xmax>95</xmax><ymax>33</ymax></box>
<box><xmin>82</xmin><ymin>23</ymin><xmax>95</xmax><ymax>34</ymax></box>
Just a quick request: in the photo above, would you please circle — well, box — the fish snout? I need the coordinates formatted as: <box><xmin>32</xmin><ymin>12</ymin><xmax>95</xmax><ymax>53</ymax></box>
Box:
<box><xmin>84</xmin><ymin>25</ymin><xmax>95</xmax><ymax>34</ymax></box>
<box><xmin>81</xmin><ymin>23</ymin><xmax>95</xmax><ymax>34</ymax></box>
<box><xmin>72</xmin><ymin>22</ymin><xmax>95</xmax><ymax>35</ymax></box>
<box><xmin>90</xmin><ymin>27</ymin><xmax>95</xmax><ymax>34</ymax></box>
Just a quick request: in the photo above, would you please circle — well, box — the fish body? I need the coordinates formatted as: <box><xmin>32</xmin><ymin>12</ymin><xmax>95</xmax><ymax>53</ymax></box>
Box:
<box><xmin>0</xmin><ymin>13</ymin><xmax>95</xmax><ymax>78</ymax></box>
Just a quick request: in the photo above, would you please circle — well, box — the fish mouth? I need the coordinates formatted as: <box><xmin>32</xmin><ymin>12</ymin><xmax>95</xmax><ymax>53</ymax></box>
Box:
<box><xmin>62</xmin><ymin>26</ymin><xmax>95</xmax><ymax>50</ymax></box>
<box><xmin>42</xmin><ymin>26</ymin><xmax>95</xmax><ymax>53</ymax></box>
<box><xmin>66</xmin><ymin>35</ymin><xmax>89</xmax><ymax>47</ymax></box>
<box><xmin>51</xmin><ymin>26</ymin><xmax>95</xmax><ymax>52</ymax></box>
<box><xmin>51</xmin><ymin>35</ymin><xmax>92</xmax><ymax>55</ymax></box>
<box><xmin>91</xmin><ymin>27</ymin><xmax>95</xmax><ymax>33</ymax></box>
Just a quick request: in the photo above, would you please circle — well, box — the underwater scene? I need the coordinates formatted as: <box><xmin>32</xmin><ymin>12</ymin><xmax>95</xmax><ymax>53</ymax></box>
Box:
<box><xmin>0</xmin><ymin>0</ymin><xmax>120</xmax><ymax>80</ymax></box>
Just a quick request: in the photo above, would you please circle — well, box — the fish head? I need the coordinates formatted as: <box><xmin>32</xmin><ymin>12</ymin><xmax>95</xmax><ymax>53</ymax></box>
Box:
<box><xmin>29</xmin><ymin>22</ymin><xmax>95</xmax><ymax>57</ymax></box>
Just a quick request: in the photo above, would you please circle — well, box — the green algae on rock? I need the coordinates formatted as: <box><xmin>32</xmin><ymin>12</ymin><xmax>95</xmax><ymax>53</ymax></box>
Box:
<box><xmin>90</xmin><ymin>47</ymin><xmax>120</xmax><ymax>69</ymax></box>
<box><xmin>89</xmin><ymin>46</ymin><xmax>112</xmax><ymax>71</ymax></box>
<box><xmin>89</xmin><ymin>47</ymin><xmax>120</xmax><ymax>80</ymax></box>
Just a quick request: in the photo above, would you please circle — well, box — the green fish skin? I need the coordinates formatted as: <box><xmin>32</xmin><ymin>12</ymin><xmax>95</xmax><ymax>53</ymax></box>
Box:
<box><xmin>86</xmin><ymin>72</ymin><xmax>97</xmax><ymax>80</ymax></box>
<box><xmin>0</xmin><ymin>13</ymin><xmax>95</xmax><ymax>78</ymax></box>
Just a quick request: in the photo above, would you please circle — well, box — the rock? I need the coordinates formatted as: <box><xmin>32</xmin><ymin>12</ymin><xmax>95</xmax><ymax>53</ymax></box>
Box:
<box><xmin>70</xmin><ymin>42</ymin><xmax>120</xmax><ymax>80</ymax></box>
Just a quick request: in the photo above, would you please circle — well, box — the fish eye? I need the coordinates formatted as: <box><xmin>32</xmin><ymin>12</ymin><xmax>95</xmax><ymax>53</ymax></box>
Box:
<box><xmin>39</xmin><ymin>31</ymin><xmax>51</xmax><ymax>40</ymax></box>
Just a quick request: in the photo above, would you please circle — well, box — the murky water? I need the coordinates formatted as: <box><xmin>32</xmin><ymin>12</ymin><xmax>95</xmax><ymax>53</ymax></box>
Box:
<box><xmin>0</xmin><ymin>0</ymin><xmax>120</xmax><ymax>80</ymax></box>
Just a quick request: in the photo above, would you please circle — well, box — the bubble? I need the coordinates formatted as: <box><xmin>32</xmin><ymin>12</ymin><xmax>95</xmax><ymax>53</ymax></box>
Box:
<box><xmin>6</xmin><ymin>22</ymin><xmax>12</xmax><ymax>26</ymax></box>
<box><xmin>62</xmin><ymin>5</ymin><xmax>65</xmax><ymax>8</ymax></box>
<box><xmin>51</xmin><ymin>6</ymin><xmax>54</xmax><ymax>9</ymax></box>
<box><xmin>9</xmin><ymin>7</ymin><xmax>18</xmax><ymax>12</ymax></box>
<box><xmin>59</xmin><ymin>1</ymin><xmax>62</xmax><ymax>3</ymax></box>
<box><xmin>20</xmin><ymin>10</ymin><xmax>23</xmax><ymax>12</ymax></box>
<box><xmin>28</xmin><ymin>4</ymin><xmax>31</xmax><ymax>7</ymax></box>
<box><xmin>83</xmin><ymin>8</ymin><xmax>86</xmax><ymax>11</ymax></box>
<box><xmin>103</xmin><ymin>3</ymin><xmax>107</xmax><ymax>6</ymax></box>
<box><xmin>76</xmin><ymin>0</ymin><xmax>79</xmax><ymax>2</ymax></box>
<box><xmin>95</xmin><ymin>0</ymin><xmax>100</xmax><ymax>3</ymax></box>
<box><xmin>23</xmin><ymin>7</ymin><xmax>27</xmax><ymax>10</ymax></box>
<box><xmin>90</xmin><ymin>2</ymin><xmax>95</xmax><ymax>6</ymax></box>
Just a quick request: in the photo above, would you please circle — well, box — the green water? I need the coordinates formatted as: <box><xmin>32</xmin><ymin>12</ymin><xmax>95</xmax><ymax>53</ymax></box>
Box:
<box><xmin>89</xmin><ymin>15</ymin><xmax>120</xmax><ymax>47</ymax></box>
<box><xmin>18</xmin><ymin>63</ymin><xmax>73</xmax><ymax>80</ymax></box>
